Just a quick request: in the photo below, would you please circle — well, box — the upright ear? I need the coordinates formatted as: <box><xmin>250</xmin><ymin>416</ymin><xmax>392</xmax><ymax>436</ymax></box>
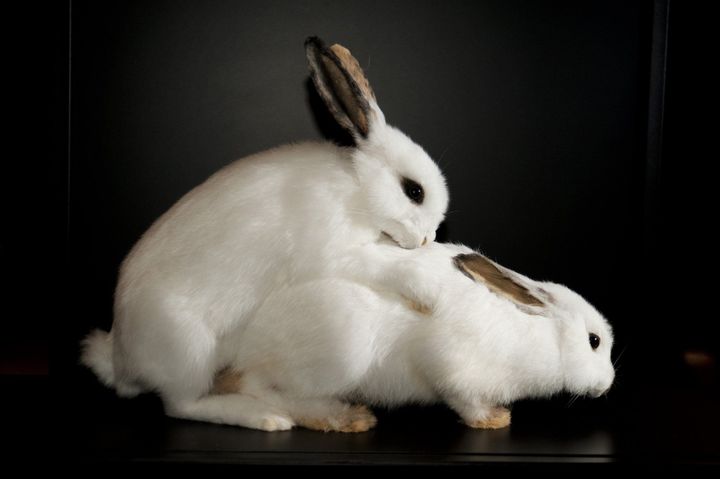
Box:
<box><xmin>305</xmin><ymin>36</ymin><xmax>385</xmax><ymax>139</ymax></box>
<box><xmin>453</xmin><ymin>254</ymin><xmax>546</xmax><ymax>310</ymax></box>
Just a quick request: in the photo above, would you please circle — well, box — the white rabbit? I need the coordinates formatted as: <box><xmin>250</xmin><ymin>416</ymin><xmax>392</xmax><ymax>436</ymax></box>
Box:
<box><xmin>80</xmin><ymin>38</ymin><xmax>449</xmax><ymax>419</ymax></box>
<box><xmin>157</xmin><ymin>241</ymin><xmax>615</xmax><ymax>431</ymax></box>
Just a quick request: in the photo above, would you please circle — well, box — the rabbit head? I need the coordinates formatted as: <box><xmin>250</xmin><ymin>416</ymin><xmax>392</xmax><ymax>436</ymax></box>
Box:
<box><xmin>452</xmin><ymin>252</ymin><xmax>615</xmax><ymax>400</ymax></box>
<box><xmin>541</xmin><ymin>282</ymin><xmax>615</xmax><ymax>398</ymax></box>
<box><xmin>306</xmin><ymin>37</ymin><xmax>449</xmax><ymax>248</ymax></box>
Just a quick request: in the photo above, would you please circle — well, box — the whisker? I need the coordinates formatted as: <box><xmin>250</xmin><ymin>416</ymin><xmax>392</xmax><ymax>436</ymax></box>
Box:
<box><xmin>613</xmin><ymin>344</ymin><xmax>628</xmax><ymax>368</ymax></box>
<box><xmin>436</xmin><ymin>146</ymin><xmax>452</xmax><ymax>170</ymax></box>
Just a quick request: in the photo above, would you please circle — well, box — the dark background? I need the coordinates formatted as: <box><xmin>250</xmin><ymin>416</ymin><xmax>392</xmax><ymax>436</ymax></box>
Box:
<box><xmin>3</xmin><ymin>0</ymin><xmax>718</xmax><ymax>467</ymax></box>
<box><xmin>68</xmin><ymin>0</ymin><xmax>650</xmax><ymax>359</ymax></box>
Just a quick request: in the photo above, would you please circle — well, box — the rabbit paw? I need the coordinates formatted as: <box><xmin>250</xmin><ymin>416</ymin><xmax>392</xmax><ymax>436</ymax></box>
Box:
<box><xmin>465</xmin><ymin>406</ymin><xmax>511</xmax><ymax>430</ymax></box>
<box><xmin>258</xmin><ymin>414</ymin><xmax>295</xmax><ymax>431</ymax></box>
<box><xmin>298</xmin><ymin>405</ymin><xmax>377</xmax><ymax>433</ymax></box>
<box><xmin>398</xmin><ymin>263</ymin><xmax>441</xmax><ymax>315</ymax></box>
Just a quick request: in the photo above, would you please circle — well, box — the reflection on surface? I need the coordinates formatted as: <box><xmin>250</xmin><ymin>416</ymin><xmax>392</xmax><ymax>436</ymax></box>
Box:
<box><xmin>158</xmin><ymin>402</ymin><xmax>615</xmax><ymax>457</ymax></box>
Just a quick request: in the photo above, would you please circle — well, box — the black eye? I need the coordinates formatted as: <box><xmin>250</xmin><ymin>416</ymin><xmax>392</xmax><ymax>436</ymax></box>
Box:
<box><xmin>589</xmin><ymin>333</ymin><xmax>600</xmax><ymax>350</ymax></box>
<box><xmin>401</xmin><ymin>177</ymin><xmax>424</xmax><ymax>204</ymax></box>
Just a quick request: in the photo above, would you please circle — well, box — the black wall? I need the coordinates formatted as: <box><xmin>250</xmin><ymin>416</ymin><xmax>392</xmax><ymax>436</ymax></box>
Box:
<box><xmin>67</xmin><ymin>0</ymin><xmax>651</xmax><ymax>356</ymax></box>
<box><xmin>10</xmin><ymin>1</ymin><xmax>715</xmax><ymax>383</ymax></box>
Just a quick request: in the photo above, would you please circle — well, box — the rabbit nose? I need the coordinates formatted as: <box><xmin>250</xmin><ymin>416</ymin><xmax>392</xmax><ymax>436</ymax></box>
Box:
<box><xmin>421</xmin><ymin>237</ymin><xmax>428</xmax><ymax>246</ymax></box>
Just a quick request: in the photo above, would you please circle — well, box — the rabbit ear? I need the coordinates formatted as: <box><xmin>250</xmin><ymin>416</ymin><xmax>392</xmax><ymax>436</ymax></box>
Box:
<box><xmin>453</xmin><ymin>254</ymin><xmax>546</xmax><ymax>309</ymax></box>
<box><xmin>305</xmin><ymin>36</ymin><xmax>384</xmax><ymax>139</ymax></box>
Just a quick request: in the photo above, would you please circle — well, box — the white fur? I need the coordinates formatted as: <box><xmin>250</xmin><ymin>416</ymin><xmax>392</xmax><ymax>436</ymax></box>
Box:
<box><xmin>84</xmin><ymin>239</ymin><xmax>614</xmax><ymax>430</ymax></box>
<box><xmin>80</xmin><ymin>330</ymin><xmax>115</xmax><ymax>388</ymax></box>
<box><xmin>81</xmin><ymin>62</ymin><xmax>449</xmax><ymax>419</ymax></box>
<box><xmin>209</xmin><ymin>242</ymin><xmax>615</xmax><ymax>429</ymax></box>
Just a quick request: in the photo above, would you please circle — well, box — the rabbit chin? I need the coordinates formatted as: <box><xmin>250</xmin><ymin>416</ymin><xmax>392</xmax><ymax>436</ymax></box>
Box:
<box><xmin>565</xmin><ymin>368</ymin><xmax>615</xmax><ymax>399</ymax></box>
<box><xmin>381</xmin><ymin>225</ymin><xmax>426</xmax><ymax>249</ymax></box>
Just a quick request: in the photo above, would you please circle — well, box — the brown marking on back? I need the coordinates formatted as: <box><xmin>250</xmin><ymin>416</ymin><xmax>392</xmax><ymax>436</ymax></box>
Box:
<box><xmin>453</xmin><ymin>253</ymin><xmax>544</xmax><ymax>307</ymax></box>
<box><xmin>210</xmin><ymin>367</ymin><xmax>243</xmax><ymax>395</ymax></box>
<box><xmin>405</xmin><ymin>297</ymin><xmax>433</xmax><ymax>315</ymax></box>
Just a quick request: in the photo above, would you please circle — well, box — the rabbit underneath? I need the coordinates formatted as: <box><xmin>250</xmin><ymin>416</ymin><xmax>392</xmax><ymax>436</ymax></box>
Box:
<box><xmin>166</xmin><ymin>242</ymin><xmax>615</xmax><ymax>431</ymax></box>
<box><xmin>80</xmin><ymin>38</ymin><xmax>449</xmax><ymax>421</ymax></box>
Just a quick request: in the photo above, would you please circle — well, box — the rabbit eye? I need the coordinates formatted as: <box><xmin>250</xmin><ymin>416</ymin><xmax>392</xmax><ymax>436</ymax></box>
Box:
<box><xmin>401</xmin><ymin>177</ymin><xmax>424</xmax><ymax>204</ymax></box>
<box><xmin>589</xmin><ymin>333</ymin><xmax>600</xmax><ymax>350</ymax></box>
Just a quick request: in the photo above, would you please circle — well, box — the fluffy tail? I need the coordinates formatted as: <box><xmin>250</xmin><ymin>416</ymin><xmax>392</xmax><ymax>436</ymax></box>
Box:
<box><xmin>81</xmin><ymin>329</ymin><xmax>143</xmax><ymax>397</ymax></box>
<box><xmin>80</xmin><ymin>329</ymin><xmax>117</xmax><ymax>387</ymax></box>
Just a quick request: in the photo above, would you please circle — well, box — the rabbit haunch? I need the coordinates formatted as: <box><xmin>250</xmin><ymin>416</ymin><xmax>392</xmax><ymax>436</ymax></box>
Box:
<box><xmin>81</xmin><ymin>38</ymin><xmax>448</xmax><ymax>414</ymax></box>
<box><xmin>200</xmin><ymin>242</ymin><xmax>614</xmax><ymax>432</ymax></box>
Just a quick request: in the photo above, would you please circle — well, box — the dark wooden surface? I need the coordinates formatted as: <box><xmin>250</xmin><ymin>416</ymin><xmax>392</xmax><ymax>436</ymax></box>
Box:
<box><xmin>14</xmin><ymin>359</ymin><xmax>718</xmax><ymax>469</ymax></box>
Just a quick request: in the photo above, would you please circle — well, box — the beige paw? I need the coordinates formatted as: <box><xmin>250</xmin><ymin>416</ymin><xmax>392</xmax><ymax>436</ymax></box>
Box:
<box><xmin>258</xmin><ymin>414</ymin><xmax>295</xmax><ymax>432</ymax></box>
<box><xmin>298</xmin><ymin>405</ymin><xmax>378</xmax><ymax>433</ymax></box>
<box><xmin>466</xmin><ymin>406</ymin><xmax>511</xmax><ymax>429</ymax></box>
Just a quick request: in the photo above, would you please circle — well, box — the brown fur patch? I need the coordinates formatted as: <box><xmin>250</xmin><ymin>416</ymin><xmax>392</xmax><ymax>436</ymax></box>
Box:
<box><xmin>405</xmin><ymin>298</ymin><xmax>432</xmax><ymax>315</ymax></box>
<box><xmin>466</xmin><ymin>407</ymin><xmax>511</xmax><ymax>429</ymax></box>
<box><xmin>453</xmin><ymin>253</ymin><xmax>544</xmax><ymax>307</ymax></box>
<box><xmin>210</xmin><ymin>367</ymin><xmax>243</xmax><ymax>395</ymax></box>
<box><xmin>296</xmin><ymin>405</ymin><xmax>377</xmax><ymax>433</ymax></box>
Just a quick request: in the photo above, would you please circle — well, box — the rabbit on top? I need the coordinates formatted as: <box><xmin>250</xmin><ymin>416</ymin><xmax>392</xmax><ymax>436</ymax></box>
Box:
<box><xmin>82</xmin><ymin>37</ymin><xmax>448</xmax><ymax>420</ymax></box>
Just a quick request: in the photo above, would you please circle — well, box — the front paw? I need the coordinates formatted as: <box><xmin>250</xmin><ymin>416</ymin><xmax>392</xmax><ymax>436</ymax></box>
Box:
<box><xmin>258</xmin><ymin>414</ymin><xmax>295</xmax><ymax>431</ymax></box>
<box><xmin>400</xmin><ymin>264</ymin><xmax>440</xmax><ymax>315</ymax></box>
<box><xmin>465</xmin><ymin>406</ymin><xmax>511</xmax><ymax>430</ymax></box>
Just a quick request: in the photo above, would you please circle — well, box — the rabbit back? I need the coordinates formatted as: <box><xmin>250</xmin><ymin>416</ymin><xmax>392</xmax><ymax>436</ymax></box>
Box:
<box><xmin>111</xmin><ymin>142</ymin><xmax>379</xmax><ymax>398</ymax></box>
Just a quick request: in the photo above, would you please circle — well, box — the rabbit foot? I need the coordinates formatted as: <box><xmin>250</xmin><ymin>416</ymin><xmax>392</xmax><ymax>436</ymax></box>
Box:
<box><xmin>259</xmin><ymin>414</ymin><xmax>295</xmax><ymax>431</ymax></box>
<box><xmin>297</xmin><ymin>404</ymin><xmax>377</xmax><ymax>433</ymax></box>
<box><xmin>465</xmin><ymin>406</ymin><xmax>511</xmax><ymax>429</ymax></box>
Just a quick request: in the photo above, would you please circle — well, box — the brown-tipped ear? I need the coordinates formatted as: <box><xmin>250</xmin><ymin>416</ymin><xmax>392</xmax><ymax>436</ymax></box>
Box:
<box><xmin>305</xmin><ymin>36</ymin><xmax>382</xmax><ymax>138</ymax></box>
<box><xmin>453</xmin><ymin>253</ymin><xmax>545</xmax><ymax>308</ymax></box>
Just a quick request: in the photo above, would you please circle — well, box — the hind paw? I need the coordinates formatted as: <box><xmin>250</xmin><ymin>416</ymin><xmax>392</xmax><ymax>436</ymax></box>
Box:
<box><xmin>298</xmin><ymin>404</ymin><xmax>377</xmax><ymax>433</ymax></box>
<box><xmin>257</xmin><ymin>414</ymin><xmax>295</xmax><ymax>431</ymax></box>
<box><xmin>465</xmin><ymin>406</ymin><xmax>511</xmax><ymax>429</ymax></box>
